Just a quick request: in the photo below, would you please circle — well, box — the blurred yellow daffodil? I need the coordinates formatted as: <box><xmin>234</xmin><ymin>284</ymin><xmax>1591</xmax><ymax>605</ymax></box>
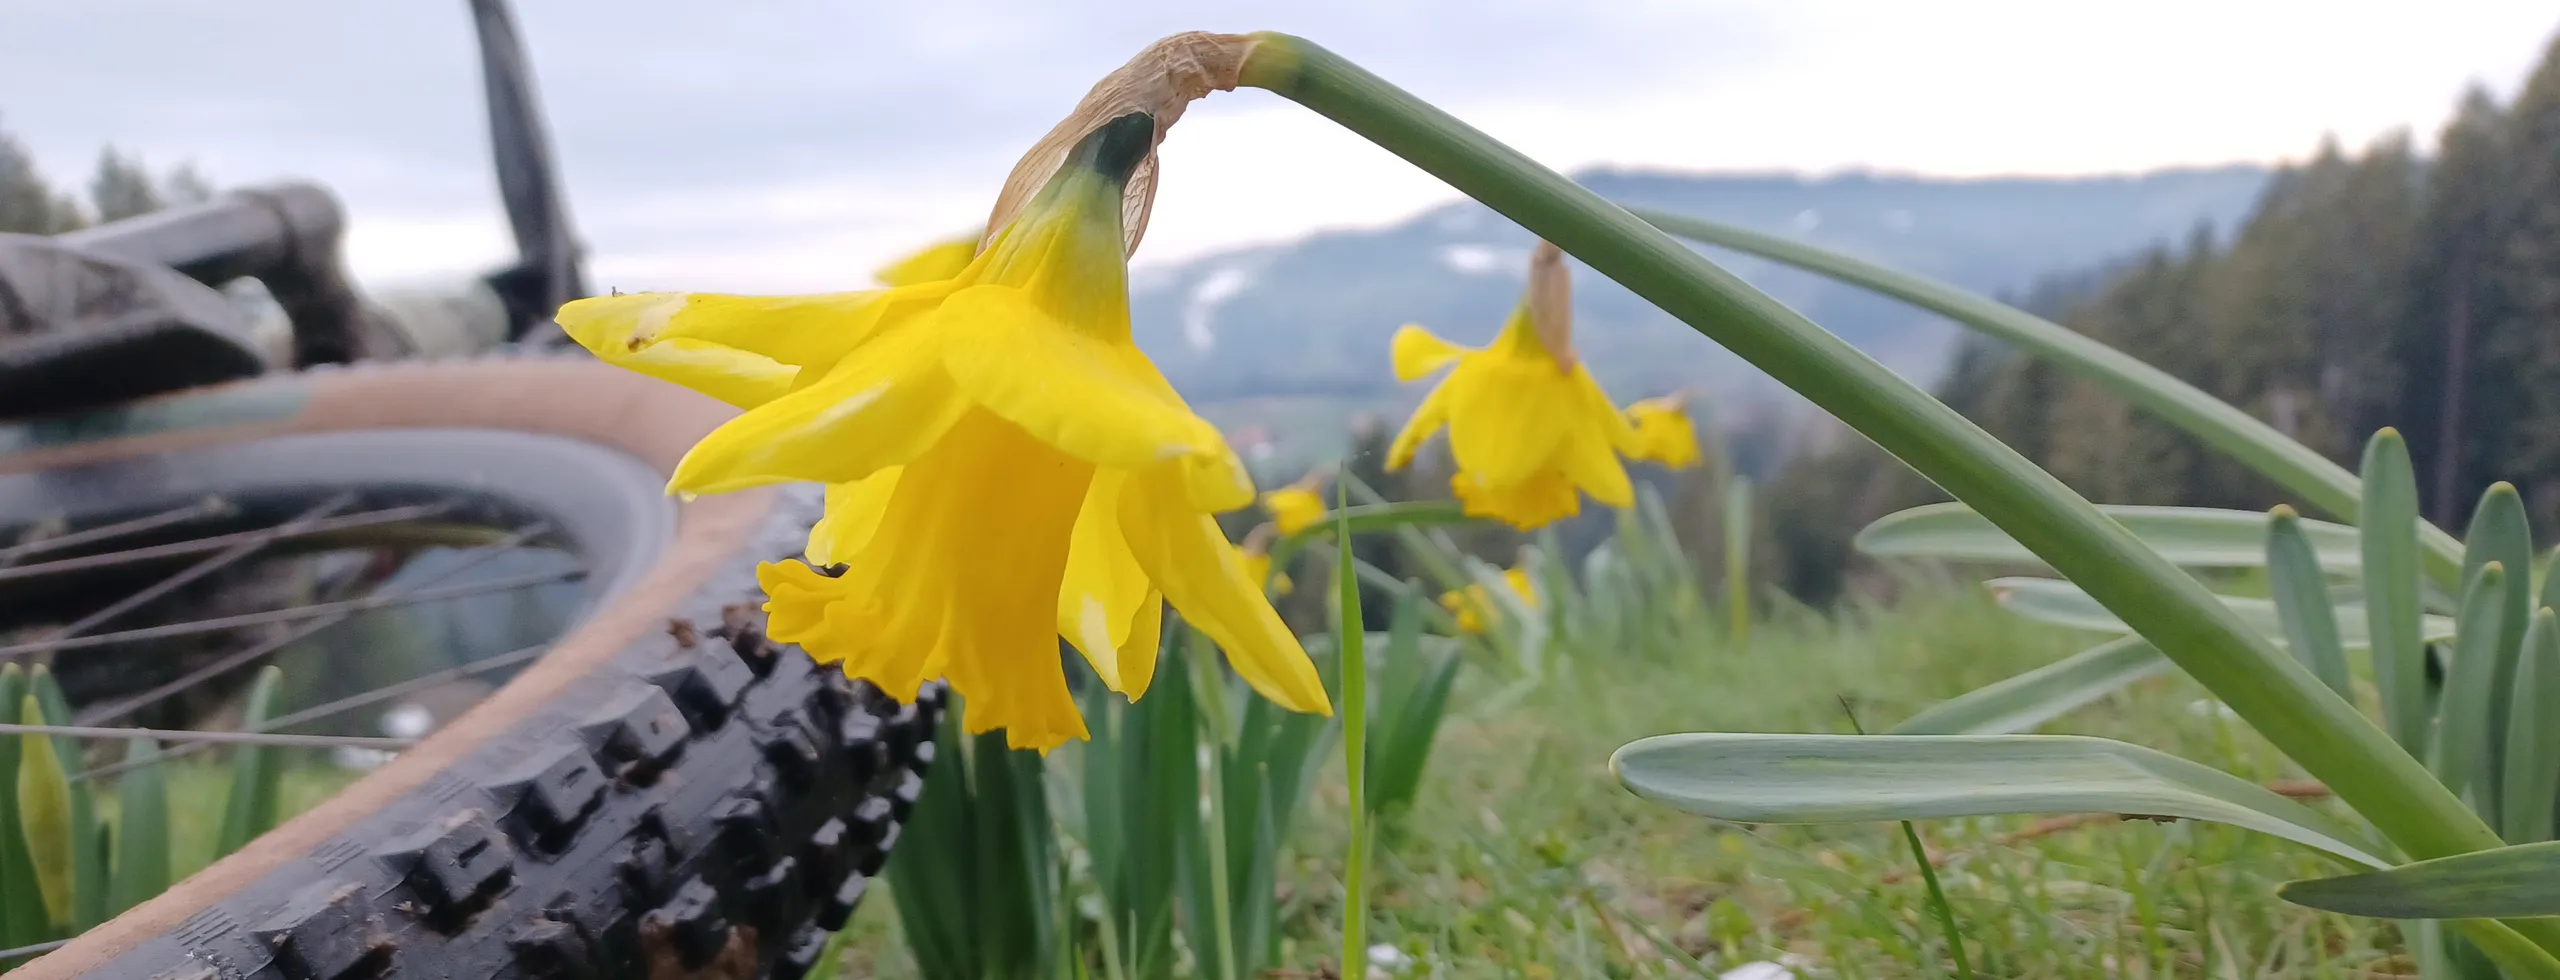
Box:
<box><xmin>1441</xmin><ymin>565</ymin><xmax>1538</xmax><ymax>635</ymax></box>
<box><xmin>1259</xmin><ymin>469</ymin><xmax>1329</xmax><ymax>536</ymax></box>
<box><xmin>1625</xmin><ymin>394</ymin><xmax>1701</xmax><ymax>469</ymax></box>
<box><xmin>1386</xmin><ymin>241</ymin><xmax>1640</xmax><ymax>530</ymax></box>
<box><xmin>556</xmin><ymin>111</ymin><xmax>1328</xmax><ymax>751</ymax></box>
<box><xmin>1238</xmin><ymin>527</ymin><xmax>1294</xmax><ymax>597</ymax></box>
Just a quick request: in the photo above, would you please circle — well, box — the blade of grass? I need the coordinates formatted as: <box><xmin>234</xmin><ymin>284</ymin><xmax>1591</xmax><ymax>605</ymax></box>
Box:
<box><xmin>1901</xmin><ymin>820</ymin><xmax>1974</xmax><ymax>978</ymax></box>
<box><xmin>1334</xmin><ymin>477</ymin><xmax>1371</xmax><ymax>980</ymax></box>
<box><xmin>2268</xmin><ymin>506</ymin><xmax>2355</xmax><ymax>700</ymax></box>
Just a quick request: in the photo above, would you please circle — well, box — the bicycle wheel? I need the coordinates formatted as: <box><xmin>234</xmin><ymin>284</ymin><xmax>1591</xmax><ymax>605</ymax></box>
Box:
<box><xmin>1</xmin><ymin>357</ymin><xmax>935</xmax><ymax>979</ymax></box>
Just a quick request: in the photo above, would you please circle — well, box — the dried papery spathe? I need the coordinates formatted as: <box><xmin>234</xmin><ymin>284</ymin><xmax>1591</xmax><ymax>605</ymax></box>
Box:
<box><xmin>1523</xmin><ymin>240</ymin><xmax>1578</xmax><ymax>370</ymax></box>
<box><xmin>982</xmin><ymin>31</ymin><xmax>1259</xmax><ymax>258</ymax></box>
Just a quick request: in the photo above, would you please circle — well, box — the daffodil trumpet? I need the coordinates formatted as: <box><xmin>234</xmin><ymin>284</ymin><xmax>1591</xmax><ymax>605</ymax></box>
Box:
<box><xmin>553</xmin><ymin>37</ymin><xmax>1331</xmax><ymax>751</ymax></box>
<box><xmin>1385</xmin><ymin>241</ymin><xmax>1642</xmax><ymax>530</ymax></box>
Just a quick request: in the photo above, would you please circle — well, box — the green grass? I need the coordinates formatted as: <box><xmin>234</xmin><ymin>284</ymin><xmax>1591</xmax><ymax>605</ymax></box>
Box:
<box><xmin>91</xmin><ymin>754</ymin><xmax>354</xmax><ymax>884</ymax></box>
<box><xmin>844</xmin><ymin>579</ymin><xmax>2417</xmax><ymax>977</ymax></box>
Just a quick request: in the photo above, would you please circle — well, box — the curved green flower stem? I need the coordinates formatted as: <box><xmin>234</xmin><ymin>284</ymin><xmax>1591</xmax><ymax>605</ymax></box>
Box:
<box><xmin>1235</xmin><ymin>33</ymin><xmax>2560</xmax><ymax>966</ymax></box>
<box><xmin>1627</xmin><ymin>208</ymin><xmax>2469</xmax><ymax>594</ymax></box>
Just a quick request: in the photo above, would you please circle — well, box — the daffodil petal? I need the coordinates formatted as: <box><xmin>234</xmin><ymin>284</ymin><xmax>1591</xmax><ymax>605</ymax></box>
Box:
<box><xmin>1445</xmin><ymin>359</ymin><xmax>1574</xmax><ymax>488</ymax></box>
<box><xmin>1058</xmin><ymin>470</ymin><xmax>1154</xmax><ymax>694</ymax></box>
<box><xmin>1118</xmin><ymin>591</ymin><xmax>1164</xmax><ymax>700</ymax></box>
<box><xmin>1556</xmin><ymin>423</ymin><xmax>1634</xmax><ymax>512</ymax></box>
<box><xmin>553</xmin><ymin>294</ymin><xmax>797</xmax><ymax>407</ymax></box>
<box><xmin>1452</xmin><ymin>468</ymin><xmax>1582</xmax><ymax>530</ymax></box>
<box><xmin>620</xmin><ymin>337</ymin><xmax>800</xmax><ymax>408</ymax></box>
<box><xmin>758</xmin><ymin>559</ymin><xmax>847</xmax><ymax>648</ymax></box>
<box><xmin>1386</xmin><ymin>379</ymin><xmax>1454</xmax><ymax>471</ymax></box>
<box><xmin>935</xmin><ymin>285</ymin><xmax>1252</xmax><ymax>509</ymax></box>
<box><xmin>830</xmin><ymin>409</ymin><xmax>1096</xmax><ymax>752</ymax></box>
<box><xmin>670</xmin><ymin>323</ymin><xmax>965</xmax><ymax>494</ymax></box>
<box><xmin>876</xmin><ymin>237</ymin><xmax>977</xmax><ymax>286</ymax></box>
<box><xmin>1391</xmin><ymin>324</ymin><xmax>1470</xmax><ymax>381</ymax></box>
<box><xmin>806</xmin><ymin>468</ymin><xmax>901</xmax><ymax>566</ymax></box>
<box><xmin>558</xmin><ymin>290</ymin><xmax>907</xmax><ymax>376</ymax></box>
<box><xmin>1120</xmin><ymin>467</ymin><xmax>1330</xmax><ymax>715</ymax></box>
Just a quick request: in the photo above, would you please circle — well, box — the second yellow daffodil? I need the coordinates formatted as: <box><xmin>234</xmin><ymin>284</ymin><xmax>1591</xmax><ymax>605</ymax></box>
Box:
<box><xmin>1386</xmin><ymin>242</ymin><xmax>1641</xmax><ymax>530</ymax></box>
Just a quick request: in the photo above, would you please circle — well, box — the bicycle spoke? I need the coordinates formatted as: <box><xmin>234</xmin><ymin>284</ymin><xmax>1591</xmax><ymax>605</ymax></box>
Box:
<box><xmin>78</xmin><ymin>521</ymin><xmax>567</xmax><ymax>725</ymax></box>
<box><xmin>0</xmin><ymin>723</ymin><xmax>415</xmax><ymax>750</ymax></box>
<box><xmin>0</xmin><ymin>497</ymin><xmax>231</xmax><ymax>570</ymax></box>
<box><xmin>2</xmin><ymin>566</ymin><xmax>579</xmax><ymax>658</ymax></box>
<box><xmin>75</xmin><ymin>642</ymin><xmax>551</xmax><ymax>782</ymax></box>
<box><xmin>5</xmin><ymin>493</ymin><xmax>360</xmax><ymax>662</ymax></box>
<box><xmin>0</xmin><ymin>497</ymin><xmax>447</xmax><ymax>585</ymax></box>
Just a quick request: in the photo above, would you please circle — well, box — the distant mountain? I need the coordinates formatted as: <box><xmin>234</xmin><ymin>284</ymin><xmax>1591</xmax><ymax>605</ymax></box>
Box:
<box><xmin>1128</xmin><ymin>165</ymin><xmax>2269</xmax><ymax>462</ymax></box>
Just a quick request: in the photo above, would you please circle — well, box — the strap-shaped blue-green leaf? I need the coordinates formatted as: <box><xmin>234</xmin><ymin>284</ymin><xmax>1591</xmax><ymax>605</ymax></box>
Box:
<box><xmin>28</xmin><ymin>666</ymin><xmax>103</xmax><ymax>930</ymax></box>
<box><xmin>0</xmin><ymin>664</ymin><xmax>39</xmax><ymax>948</ymax></box>
<box><xmin>16</xmin><ymin>694</ymin><xmax>73</xmax><ymax>930</ymax></box>
<box><xmin>2268</xmin><ymin>507</ymin><xmax>2354</xmax><ymax>699</ymax></box>
<box><xmin>1860</xmin><ymin>502</ymin><xmax>2362</xmax><ymax>571</ymax></box>
<box><xmin>109</xmin><ymin>738</ymin><xmax>169</xmax><ymax>916</ymax></box>
<box><xmin>1985</xmin><ymin>576</ymin><xmax>2456</xmax><ymax>646</ymax></box>
<box><xmin>2460</xmin><ymin>484</ymin><xmax>2533</xmax><ymax>826</ymax></box>
<box><xmin>1611</xmin><ymin>732</ymin><xmax>2387</xmax><ymax>868</ymax></box>
<box><xmin>2432</xmin><ymin>561</ymin><xmax>2511</xmax><ymax>802</ymax></box>
<box><xmin>2279</xmin><ymin>840</ymin><xmax>2560</xmax><ymax>918</ymax></box>
<box><xmin>2503</xmin><ymin>608</ymin><xmax>2560</xmax><ymax>844</ymax></box>
<box><xmin>214</xmin><ymin>666</ymin><xmax>286</xmax><ymax>859</ymax></box>
<box><xmin>1892</xmin><ymin>637</ymin><xmax>2167</xmax><ymax>736</ymax></box>
<box><xmin>2362</xmin><ymin>431</ymin><xmax>2431</xmax><ymax>753</ymax></box>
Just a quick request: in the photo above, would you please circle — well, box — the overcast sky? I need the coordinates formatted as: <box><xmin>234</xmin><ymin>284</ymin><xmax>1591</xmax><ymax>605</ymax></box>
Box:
<box><xmin>3</xmin><ymin>2</ymin><xmax>2552</xmax><ymax>294</ymax></box>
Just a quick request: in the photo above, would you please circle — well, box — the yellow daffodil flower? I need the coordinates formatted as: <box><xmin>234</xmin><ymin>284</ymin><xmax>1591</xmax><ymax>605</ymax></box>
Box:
<box><xmin>1386</xmin><ymin>241</ymin><xmax>1640</xmax><ymax>530</ymax></box>
<box><xmin>1239</xmin><ymin>547</ymin><xmax>1294</xmax><ymax>597</ymax></box>
<box><xmin>555</xmin><ymin>235</ymin><xmax>981</xmax><ymax>410</ymax></box>
<box><xmin>1440</xmin><ymin>565</ymin><xmax>1538</xmax><ymax>635</ymax></box>
<box><xmin>874</xmin><ymin>236</ymin><xmax>978</xmax><ymax>287</ymax></box>
<box><xmin>1259</xmin><ymin>469</ymin><xmax>1329</xmax><ymax>536</ymax></box>
<box><xmin>1625</xmin><ymin>394</ymin><xmax>1702</xmax><ymax>469</ymax></box>
<box><xmin>555</xmin><ymin>112</ymin><xmax>1328</xmax><ymax>751</ymax></box>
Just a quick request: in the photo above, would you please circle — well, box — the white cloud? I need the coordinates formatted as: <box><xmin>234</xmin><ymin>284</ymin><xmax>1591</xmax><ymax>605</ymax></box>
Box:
<box><xmin>4</xmin><ymin>1</ymin><xmax>2550</xmax><ymax>293</ymax></box>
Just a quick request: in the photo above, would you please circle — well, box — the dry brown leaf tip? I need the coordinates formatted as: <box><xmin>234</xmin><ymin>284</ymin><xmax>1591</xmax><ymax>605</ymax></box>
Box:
<box><xmin>982</xmin><ymin>31</ymin><xmax>1259</xmax><ymax>257</ymax></box>
<box><xmin>1525</xmin><ymin>240</ymin><xmax>1578</xmax><ymax>369</ymax></box>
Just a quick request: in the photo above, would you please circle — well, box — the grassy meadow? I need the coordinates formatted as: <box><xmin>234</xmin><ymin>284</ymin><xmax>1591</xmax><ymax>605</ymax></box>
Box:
<box><xmin>839</xmin><ymin>572</ymin><xmax>2407</xmax><ymax>978</ymax></box>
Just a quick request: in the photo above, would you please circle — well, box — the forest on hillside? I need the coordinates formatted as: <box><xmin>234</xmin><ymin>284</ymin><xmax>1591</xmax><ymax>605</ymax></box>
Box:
<box><xmin>1761</xmin><ymin>34</ymin><xmax>2560</xmax><ymax>604</ymax></box>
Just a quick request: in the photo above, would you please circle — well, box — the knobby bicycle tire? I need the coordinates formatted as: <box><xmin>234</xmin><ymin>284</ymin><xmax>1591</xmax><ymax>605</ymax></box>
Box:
<box><xmin>4</xmin><ymin>356</ymin><xmax>935</xmax><ymax>980</ymax></box>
